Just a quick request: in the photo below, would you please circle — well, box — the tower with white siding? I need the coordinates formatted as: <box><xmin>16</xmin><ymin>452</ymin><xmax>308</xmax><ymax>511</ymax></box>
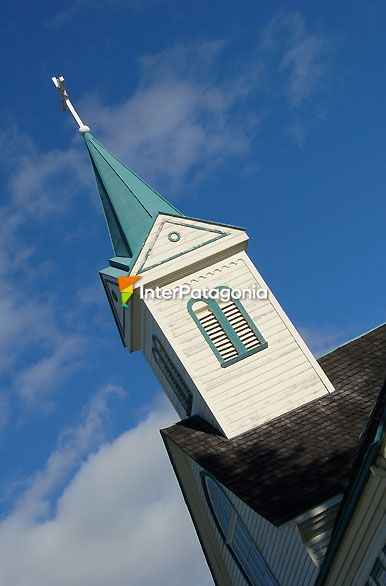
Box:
<box><xmin>84</xmin><ymin>134</ymin><xmax>385</xmax><ymax>586</ymax></box>
<box><xmin>53</xmin><ymin>79</ymin><xmax>386</xmax><ymax>586</ymax></box>
<box><xmin>84</xmin><ymin>132</ymin><xmax>334</xmax><ymax>440</ymax></box>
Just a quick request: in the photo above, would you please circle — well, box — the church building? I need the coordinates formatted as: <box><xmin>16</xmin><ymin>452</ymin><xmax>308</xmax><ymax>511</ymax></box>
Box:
<box><xmin>53</xmin><ymin>78</ymin><xmax>386</xmax><ymax>586</ymax></box>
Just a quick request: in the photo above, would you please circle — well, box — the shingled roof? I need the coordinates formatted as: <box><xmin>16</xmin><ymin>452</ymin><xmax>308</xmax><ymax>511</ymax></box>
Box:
<box><xmin>161</xmin><ymin>323</ymin><xmax>386</xmax><ymax>525</ymax></box>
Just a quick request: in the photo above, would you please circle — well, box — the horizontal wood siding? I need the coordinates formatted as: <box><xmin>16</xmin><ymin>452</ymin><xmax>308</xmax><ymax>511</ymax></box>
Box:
<box><xmin>325</xmin><ymin>442</ymin><xmax>386</xmax><ymax>585</ymax></box>
<box><xmin>165</xmin><ymin>436</ymin><xmax>242</xmax><ymax>586</ymax></box>
<box><xmin>297</xmin><ymin>498</ymin><xmax>342</xmax><ymax>567</ymax></box>
<box><xmin>146</xmin><ymin>252</ymin><xmax>333</xmax><ymax>438</ymax></box>
<box><xmin>222</xmin><ymin>486</ymin><xmax>319</xmax><ymax>586</ymax></box>
<box><xmin>141</xmin><ymin>303</ymin><xmax>221</xmax><ymax>429</ymax></box>
<box><xmin>166</xmin><ymin>439</ymin><xmax>319</xmax><ymax>586</ymax></box>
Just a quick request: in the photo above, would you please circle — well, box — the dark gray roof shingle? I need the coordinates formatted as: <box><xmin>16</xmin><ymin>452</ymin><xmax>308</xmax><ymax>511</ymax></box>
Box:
<box><xmin>161</xmin><ymin>324</ymin><xmax>386</xmax><ymax>525</ymax></box>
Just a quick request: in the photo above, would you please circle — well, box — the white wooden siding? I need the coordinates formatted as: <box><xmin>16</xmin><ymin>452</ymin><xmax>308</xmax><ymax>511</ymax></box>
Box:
<box><xmin>141</xmin><ymin>302</ymin><xmax>221</xmax><ymax>429</ymax></box>
<box><xmin>296</xmin><ymin>496</ymin><xmax>343</xmax><ymax>567</ymax></box>
<box><xmin>165</xmin><ymin>436</ymin><xmax>319</xmax><ymax>586</ymax></box>
<box><xmin>324</xmin><ymin>437</ymin><xmax>386</xmax><ymax>585</ymax></box>
<box><xmin>131</xmin><ymin>214</ymin><xmax>248</xmax><ymax>287</ymax></box>
<box><xmin>145</xmin><ymin>251</ymin><xmax>333</xmax><ymax>438</ymax></box>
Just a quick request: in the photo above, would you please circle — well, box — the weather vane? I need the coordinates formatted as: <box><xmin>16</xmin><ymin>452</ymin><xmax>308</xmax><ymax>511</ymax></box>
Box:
<box><xmin>51</xmin><ymin>76</ymin><xmax>90</xmax><ymax>134</ymax></box>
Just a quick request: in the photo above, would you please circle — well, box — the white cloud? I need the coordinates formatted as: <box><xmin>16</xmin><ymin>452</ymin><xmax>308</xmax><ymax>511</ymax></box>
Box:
<box><xmin>0</xmin><ymin>8</ymin><xmax>332</xmax><ymax>417</ymax></box>
<box><xmin>1</xmin><ymin>13</ymin><xmax>331</xmax><ymax>225</ymax></box>
<box><xmin>259</xmin><ymin>10</ymin><xmax>330</xmax><ymax>108</ymax></box>
<box><xmin>8</xmin><ymin>147</ymin><xmax>88</xmax><ymax>216</ymax></box>
<box><xmin>0</xmin><ymin>396</ymin><xmax>212</xmax><ymax>586</ymax></box>
<box><xmin>14</xmin><ymin>334</ymin><xmax>87</xmax><ymax>407</ymax></box>
<box><xmin>0</xmin><ymin>129</ymin><xmax>89</xmax><ymax>229</ymax></box>
<box><xmin>84</xmin><ymin>40</ymin><xmax>259</xmax><ymax>193</ymax></box>
<box><xmin>0</xmin><ymin>289</ymin><xmax>51</xmax><ymax>367</ymax></box>
<box><xmin>46</xmin><ymin>0</ymin><xmax>146</xmax><ymax>28</ymax></box>
<box><xmin>0</xmin><ymin>15</ymin><xmax>336</xmax><ymax>583</ymax></box>
<box><xmin>300</xmin><ymin>324</ymin><xmax>351</xmax><ymax>356</ymax></box>
<box><xmin>0</xmin><ymin>131</ymin><xmax>93</xmax><ymax>415</ymax></box>
<box><xmin>289</xmin><ymin>119</ymin><xmax>307</xmax><ymax>147</ymax></box>
<box><xmin>0</xmin><ymin>261</ymin><xmax>89</xmax><ymax>413</ymax></box>
<box><xmin>0</xmin><ymin>393</ymin><xmax>9</xmax><ymax>432</ymax></box>
<box><xmin>281</xmin><ymin>32</ymin><xmax>328</xmax><ymax>108</ymax></box>
<box><xmin>9</xmin><ymin>383</ymin><xmax>126</xmax><ymax>521</ymax></box>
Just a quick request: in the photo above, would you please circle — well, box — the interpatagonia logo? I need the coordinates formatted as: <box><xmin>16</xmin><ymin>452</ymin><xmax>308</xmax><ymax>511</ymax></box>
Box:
<box><xmin>117</xmin><ymin>275</ymin><xmax>141</xmax><ymax>307</ymax></box>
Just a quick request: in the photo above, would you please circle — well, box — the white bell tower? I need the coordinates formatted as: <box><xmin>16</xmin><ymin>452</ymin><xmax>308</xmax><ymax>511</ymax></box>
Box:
<box><xmin>85</xmin><ymin>128</ymin><xmax>334</xmax><ymax>439</ymax></box>
<box><xmin>124</xmin><ymin>214</ymin><xmax>334</xmax><ymax>438</ymax></box>
<box><xmin>51</xmin><ymin>76</ymin><xmax>334</xmax><ymax>439</ymax></box>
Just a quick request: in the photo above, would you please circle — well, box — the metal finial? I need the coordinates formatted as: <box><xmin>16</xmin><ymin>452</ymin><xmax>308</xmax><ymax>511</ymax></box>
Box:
<box><xmin>51</xmin><ymin>76</ymin><xmax>90</xmax><ymax>134</ymax></box>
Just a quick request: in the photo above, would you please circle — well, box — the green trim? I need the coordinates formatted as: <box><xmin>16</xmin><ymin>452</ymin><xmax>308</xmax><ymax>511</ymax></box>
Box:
<box><xmin>217</xmin><ymin>285</ymin><xmax>267</xmax><ymax>350</ymax></box>
<box><xmin>108</xmin><ymin>256</ymin><xmax>133</xmax><ymax>271</ymax></box>
<box><xmin>207</xmin><ymin>298</ymin><xmax>245</xmax><ymax>354</ymax></box>
<box><xmin>315</xmin><ymin>396</ymin><xmax>386</xmax><ymax>585</ymax></box>
<box><xmin>187</xmin><ymin>286</ymin><xmax>267</xmax><ymax>367</ymax></box>
<box><xmin>156</xmin><ymin>211</ymin><xmax>245</xmax><ymax>232</ymax></box>
<box><xmin>201</xmin><ymin>471</ymin><xmax>278</xmax><ymax>586</ymax></box>
<box><xmin>138</xmin><ymin>220</ymin><xmax>228</xmax><ymax>273</ymax></box>
<box><xmin>100</xmin><ymin>265</ymin><xmax>128</xmax><ymax>279</ymax></box>
<box><xmin>220</xmin><ymin>344</ymin><xmax>268</xmax><ymax>368</ymax></box>
<box><xmin>160</xmin><ymin>436</ymin><xmax>224</xmax><ymax>586</ymax></box>
<box><xmin>152</xmin><ymin>336</ymin><xmax>193</xmax><ymax>416</ymax></box>
<box><xmin>100</xmin><ymin>275</ymin><xmax>126</xmax><ymax>347</ymax></box>
<box><xmin>188</xmin><ymin>300</ymin><xmax>229</xmax><ymax>364</ymax></box>
<box><xmin>168</xmin><ymin>231</ymin><xmax>181</xmax><ymax>242</ymax></box>
<box><xmin>109</xmin><ymin>214</ymin><xmax>160</xmax><ymax>272</ymax></box>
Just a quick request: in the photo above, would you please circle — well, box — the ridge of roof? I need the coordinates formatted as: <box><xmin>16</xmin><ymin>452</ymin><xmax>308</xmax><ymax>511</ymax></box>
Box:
<box><xmin>161</xmin><ymin>323</ymin><xmax>386</xmax><ymax>525</ymax></box>
<box><xmin>317</xmin><ymin>322</ymin><xmax>386</xmax><ymax>359</ymax></box>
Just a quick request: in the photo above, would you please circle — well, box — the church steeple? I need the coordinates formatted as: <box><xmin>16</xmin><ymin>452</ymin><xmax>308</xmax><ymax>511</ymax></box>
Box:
<box><xmin>83</xmin><ymin>132</ymin><xmax>182</xmax><ymax>262</ymax></box>
<box><xmin>51</xmin><ymin>75</ymin><xmax>181</xmax><ymax>266</ymax></box>
<box><xmin>52</xmin><ymin>75</ymin><xmax>334</xmax><ymax>436</ymax></box>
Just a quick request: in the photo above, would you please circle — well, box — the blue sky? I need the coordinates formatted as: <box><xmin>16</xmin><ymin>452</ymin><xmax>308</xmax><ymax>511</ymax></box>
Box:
<box><xmin>0</xmin><ymin>1</ymin><xmax>385</xmax><ymax>584</ymax></box>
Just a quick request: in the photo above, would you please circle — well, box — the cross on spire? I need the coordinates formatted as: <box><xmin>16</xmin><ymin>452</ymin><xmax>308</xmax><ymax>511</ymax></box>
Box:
<box><xmin>51</xmin><ymin>76</ymin><xmax>90</xmax><ymax>134</ymax></box>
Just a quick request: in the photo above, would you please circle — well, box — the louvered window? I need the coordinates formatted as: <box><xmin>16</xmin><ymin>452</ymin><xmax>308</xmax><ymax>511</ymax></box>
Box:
<box><xmin>221</xmin><ymin>300</ymin><xmax>263</xmax><ymax>352</ymax></box>
<box><xmin>203</xmin><ymin>474</ymin><xmax>278</xmax><ymax>586</ymax></box>
<box><xmin>152</xmin><ymin>336</ymin><xmax>193</xmax><ymax>415</ymax></box>
<box><xmin>195</xmin><ymin>302</ymin><xmax>239</xmax><ymax>362</ymax></box>
<box><xmin>187</xmin><ymin>286</ymin><xmax>267</xmax><ymax>367</ymax></box>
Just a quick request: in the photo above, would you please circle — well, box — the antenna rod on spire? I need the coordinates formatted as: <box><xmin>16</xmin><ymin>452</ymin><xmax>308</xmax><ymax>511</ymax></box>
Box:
<box><xmin>51</xmin><ymin>76</ymin><xmax>90</xmax><ymax>134</ymax></box>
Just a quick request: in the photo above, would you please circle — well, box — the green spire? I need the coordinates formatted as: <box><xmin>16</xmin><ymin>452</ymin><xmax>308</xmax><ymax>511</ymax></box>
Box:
<box><xmin>84</xmin><ymin>132</ymin><xmax>182</xmax><ymax>261</ymax></box>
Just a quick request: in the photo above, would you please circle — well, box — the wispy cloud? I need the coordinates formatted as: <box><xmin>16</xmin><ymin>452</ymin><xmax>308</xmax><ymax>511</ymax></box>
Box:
<box><xmin>80</xmin><ymin>14</ymin><xmax>331</xmax><ymax>190</ymax></box>
<box><xmin>8</xmin><ymin>147</ymin><xmax>88</xmax><ymax>216</ymax></box>
<box><xmin>0</xmin><ymin>12</ymin><xmax>337</xmax><ymax>583</ymax></box>
<box><xmin>46</xmin><ymin>0</ymin><xmax>158</xmax><ymax>27</ymax></box>
<box><xmin>84</xmin><ymin>40</ymin><xmax>260</xmax><ymax>193</ymax></box>
<box><xmin>300</xmin><ymin>324</ymin><xmax>353</xmax><ymax>356</ymax></box>
<box><xmin>258</xmin><ymin>10</ymin><xmax>331</xmax><ymax>144</ymax></box>
<box><xmin>0</xmin><ymin>265</ymin><xmax>91</xmax><ymax>414</ymax></box>
<box><xmin>0</xmin><ymin>131</ymin><xmax>92</xmax><ymax>419</ymax></box>
<box><xmin>47</xmin><ymin>0</ymin><xmax>122</xmax><ymax>27</ymax></box>
<box><xmin>0</xmin><ymin>128</ymin><xmax>89</xmax><ymax>273</ymax></box>
<box><xmin>259</xmin><ymin>10</ymin><xmax>330</xmax><ymax>107</ymax></box>
<box><xmin>14</xmin><ymin>334</ymin><xmax>87</xmax><ymax>407</ymax></box>
<box><xmin>8</xmin><ymin>383</ymin><xmax>126</xmax><ymax>521</ymax></box>
<box><xmin>0</xmin><ymin>396</ymin><xmax>211</xmax><ymax>586</ymax></box>
<box><xmin>0</xmin><ymin>393</ymin><xmax>9</xmax><ymax>432</ymax></box>
<box><xmin>0</xmin><ymin>11</ymin><xmax>333</xmax><ymax>421</ymax></box>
